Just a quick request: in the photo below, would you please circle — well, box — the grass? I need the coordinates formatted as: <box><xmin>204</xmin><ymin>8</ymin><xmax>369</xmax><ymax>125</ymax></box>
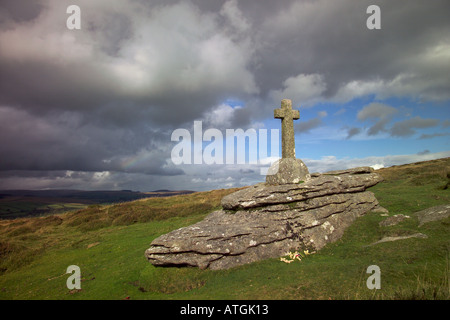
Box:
<box><xmin>0</xmin><ymin>158</ymin><xmax>449</xmax><ymax>300</ymax></box>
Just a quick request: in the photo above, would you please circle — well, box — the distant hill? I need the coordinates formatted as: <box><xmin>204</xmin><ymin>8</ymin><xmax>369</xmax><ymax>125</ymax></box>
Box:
<box><xmin>0</xmin><ymin>189</ymin><xmax>195</xmax><ymax>219</ymax></box>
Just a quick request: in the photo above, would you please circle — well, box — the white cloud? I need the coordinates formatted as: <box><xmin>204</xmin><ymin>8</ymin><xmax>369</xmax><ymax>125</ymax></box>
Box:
<box><xmin>304</xmin><ymin>150</ymin><xmax>450</xmax><ymax>173</ymax></box>
<box><xmin>203</xmin><ymin>103</ymin><xmax>240</xmax><ymax>128</ymax></box>
<box><xmin>269</xmin><ymin>73</ymin><xmax>327</xmax><ymax>107</ymax></box>
<box><xmin>333</xmin><ymin>78</ymin><xmax>385</xmax><ymax>103</ymax></box>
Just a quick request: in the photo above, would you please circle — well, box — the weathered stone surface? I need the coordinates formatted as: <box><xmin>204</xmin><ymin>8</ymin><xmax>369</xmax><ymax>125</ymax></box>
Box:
<box><xmin>145</xmin><ymin>170</ymin><xmax>385</xmax><ymax>270</ymax></box>
<box><xmin>310</xmin><ymin>167</ymin><xmax>374</xmax><ymax>178</ymax></box>
<box><xmin>146</xmin><ymin>209</ymin><xmax>296</xmax><ymax>270</ymax></box>
<box><xmin>322</xmin><ymin>167</ymin><xmax>374</xmax><ymax>175</ymax></box>
<box><xmin>223</xmin><ymin>171</ymin><xmax>382</xmax><ymax>210</ymax></box>
<box><xmin>265</xmin><ymin>158</ymin><xmax>311</xmax><ymax>185</ymax></box>
<box><xmin>415</xmin><ymin>204</ymin><xmax>450</xmax><ymax>226</ymax></box>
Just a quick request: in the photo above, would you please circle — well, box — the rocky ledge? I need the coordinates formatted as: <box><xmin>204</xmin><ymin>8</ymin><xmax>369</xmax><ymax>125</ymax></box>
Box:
<box><xmin>145</xmin><ymin>167</ymin><xmax>386</xmax><ymax>270</ymax></box>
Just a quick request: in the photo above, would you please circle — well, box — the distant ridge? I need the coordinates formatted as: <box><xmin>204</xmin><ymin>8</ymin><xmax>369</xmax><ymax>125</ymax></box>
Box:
<box><xmin>0</xmin><ymin>189</ymin><xmax>195</xmax><ymax>219</ymax></box>
<box><xmin>0</xmin><ymin>189</ymin><xmax>195</xmax><ymax>198</ymax></box>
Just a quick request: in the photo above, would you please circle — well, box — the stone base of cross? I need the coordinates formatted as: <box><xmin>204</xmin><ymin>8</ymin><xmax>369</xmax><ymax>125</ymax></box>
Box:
<box><xmin>266</xmin><ymin>99</ymin><xmax>310</xmax><ymax>185</ymax></box>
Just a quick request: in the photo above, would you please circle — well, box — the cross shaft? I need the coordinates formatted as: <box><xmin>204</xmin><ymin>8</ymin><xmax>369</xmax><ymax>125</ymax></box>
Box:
<box><xmin>274</xmin><ymin>99</ymin><xmax>299</xmax><ymax>159</ymax></box>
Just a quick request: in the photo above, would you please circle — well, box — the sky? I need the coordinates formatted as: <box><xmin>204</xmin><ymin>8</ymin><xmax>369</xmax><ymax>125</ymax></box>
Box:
<box><xmin>0</xmin><ymin>0</ymin><xmax>449</xmax><ymax>191</ymax></box>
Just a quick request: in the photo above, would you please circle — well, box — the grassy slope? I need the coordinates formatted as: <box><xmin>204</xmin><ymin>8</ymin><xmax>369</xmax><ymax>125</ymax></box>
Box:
<box><xmin>0</xmin><ymin>158</ymin><xmax>449</xmax><ymax>300</ymax></box>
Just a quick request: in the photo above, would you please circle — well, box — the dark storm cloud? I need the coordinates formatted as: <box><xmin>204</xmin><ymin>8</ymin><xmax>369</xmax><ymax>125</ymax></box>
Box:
<box><xmin>0</xmin><ymin>0</ymin><xmax>449</xmax><ymax>190</ymax></box>
<box><xmin>0</xmin><ymin>0</ymin><xmax>44</xmax><ymax>24</ymax></box>
<box><xmin>87</xmin><ymin>10</ymin><xmax>134</xmax><ymax>57</ymax></box>
<box><xmin>0</xmin><ymin>0</ymin><xmax>258</xmax><ymax>126</ymax></box>
<box><xmin>201</xmin><ymin>0</ymin><xmax>450</xmax><ymax>124</ymax></box>
<box><xmin>251</xmin><ymin>0</ymin><xmax>450</xmax><ymax>100</ymax></box>
<box><xmin>2</xmin><ymin>0</ymin><xmax>449</xmax><ymax>124</ymax></box>
<box><xmin>0</xmin><ymin>106</ymin><xmax>182</xmax><ymax>176</ymax></box>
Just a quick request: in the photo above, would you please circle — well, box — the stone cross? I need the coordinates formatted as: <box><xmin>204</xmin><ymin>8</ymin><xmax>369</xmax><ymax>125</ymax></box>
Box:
<box><xmin>274</xmin><ymin>99</ymin><xmax>299</xmax><ymax>159</ymax></box>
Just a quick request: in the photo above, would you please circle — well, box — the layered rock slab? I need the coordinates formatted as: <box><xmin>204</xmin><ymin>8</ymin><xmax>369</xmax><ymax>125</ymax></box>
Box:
<box><xmin>222</xmin><ymin>168</ymin><xmax>382</xmax><ymax>210</ymax></box>
<box><xmin>145</xmin><ymin>167</ymin><xmax>385</xmax><ymax>270</ymax></box>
